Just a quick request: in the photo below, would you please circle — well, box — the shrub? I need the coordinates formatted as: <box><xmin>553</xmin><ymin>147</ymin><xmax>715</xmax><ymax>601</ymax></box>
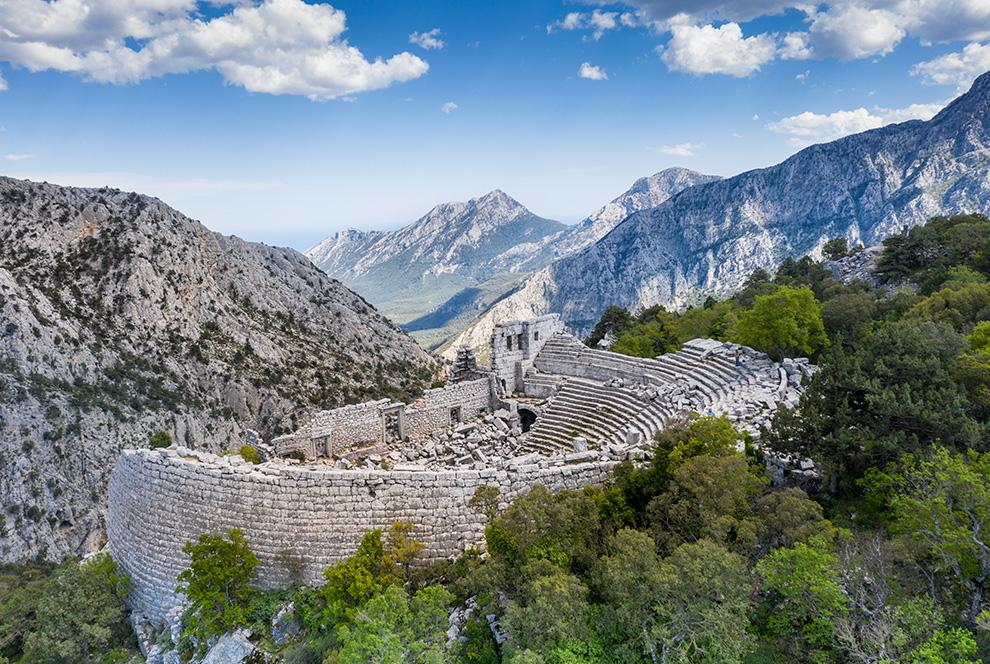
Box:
<box><xmin>148</xmin><ymin>430</ymin><xmax>173</xmax><ymax>449</ymax></box>
<box><xmin>238</xmin><ymin>445</ymin><xmax>261</xmax><ymax>464</ymax></box>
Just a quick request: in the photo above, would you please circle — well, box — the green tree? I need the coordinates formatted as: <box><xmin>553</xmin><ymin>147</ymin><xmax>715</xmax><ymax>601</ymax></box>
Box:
<box><xmin>611</xmin><ymin>310</ymin><xmax>681</xmax><ymax>359</ymax></box>
<box><xmin>656</xmin><ymin>415</ymin><xmax>743</xmax><ymax>470</ymax></box>
<box><xmin>757</xmin><ymin>536</ymin><xmax>847</xmax><ymax>662</ymax></box>
<box><xmin>469</xmin><ymin>485</ymin><xmax>502</xmax><ymax>523</ymax></box>
<box><xmin>585</xmin><ymin>305</ymin><xmax>634</xmax><ymax>348</ymax></box>
<box><xmin>646</xmin><ymin>453</ymin><xmax>766</xmax><ymax>557</ymax></box>
<box><xmin>866</xmin><ymin>447</ymin><xmax>990</xmax><ymax>627</ymax></box>
<box><xmin>822</xmin><ymin>237</ymin><xmax>850</xmax><ymax>261</ymax></box>
<box><xmin>732</xmin><ymin>285</ymin><xmax>829</xmax><ymax>360</ymax></box>
<box><xmin>596</xmin><ymin>530</ymin><xmax>752</xmax><ymax>663</ymax></box>
<box><xmin>763</xmin><ymin>320</ymin><xmax>981</xmax><ymax>493</ymax></box>
<box><xmin>176</xmin><ymin>528</ymin><xmax>259</xmax><ymax>641</ymax></box>
<box><xmin>906</xmin><ymin>282</ymin><xmax>990</xmax><ymax>332</ymax></box>
<box><xmin>485</xmin><ymin>486</ymin><xmax>607</xmax><ymax>583</ymax></box>
<box><xmin>0</xmin><ymin>563</ymin><xmax>48</xmax><ymax>659</ymax></box>
<box><xmin>21</xmin><ymin>554</ymin><xmax>134</xmax><ymax>663</ymax></box>
<box><xmin>501</xmin><ymin>567</ymin><xmax>597</xmax><ymax>659</ymax></box>
<box><xmin>333</xmin><ymin>585</ymin><xmax>453</xmax><ymax>664</ymax></box>
<box><xmin>318</xmin><ymin>523</ymin><xmax>423</xmax><ymax>627</ymax></box>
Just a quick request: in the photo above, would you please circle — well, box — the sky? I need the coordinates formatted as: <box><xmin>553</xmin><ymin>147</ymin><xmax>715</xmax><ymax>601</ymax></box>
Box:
<box><xmin>1</xmin><ymin>1</ymin><xmax>989</xmax><ymax>249</ymax></box>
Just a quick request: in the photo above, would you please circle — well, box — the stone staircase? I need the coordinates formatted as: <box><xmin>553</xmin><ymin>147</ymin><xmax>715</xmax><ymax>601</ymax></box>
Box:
<box><xmin>525</xmin><ymin>377</ymin><xmax>665</xmax><ymax>454</ymax></box>
<box><xmin>521</xmin><ymin>333</ymin><xmax>785</xmax><ymax>453</ymax></box>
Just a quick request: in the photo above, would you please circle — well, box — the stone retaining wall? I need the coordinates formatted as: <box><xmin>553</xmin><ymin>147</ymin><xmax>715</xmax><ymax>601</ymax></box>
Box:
<box><xmin>107</xmin><ymin>447</ymin><xmax>614</xmax><ymax>622</ymax></box>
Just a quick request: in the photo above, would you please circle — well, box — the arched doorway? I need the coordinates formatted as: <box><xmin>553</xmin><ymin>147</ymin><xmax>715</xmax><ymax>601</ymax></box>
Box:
<box><xmin>518</xmin><ymin>406</ymin><xmax>538</xmax><ymax>433</ymax></box>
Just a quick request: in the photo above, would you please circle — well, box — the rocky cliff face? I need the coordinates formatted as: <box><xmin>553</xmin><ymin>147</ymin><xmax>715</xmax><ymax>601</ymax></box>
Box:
<box><xmin>453</xmin><ymin>71</ymin><xmax>990</xmax><ymax>347</ymax></box>
<box><xmin>550</xmin><ymin>168</ymin><xmax>721</xmax><ymax>259</ymax></box>
<box><xmin>306</xmin><ymin>190</ymin><xmax>567</xmax><ymax>323</ymax></box>
<box><xmin>0</xmin><ymin>178</ymin><xmax>435</xmax><ymax>562</ymax></box>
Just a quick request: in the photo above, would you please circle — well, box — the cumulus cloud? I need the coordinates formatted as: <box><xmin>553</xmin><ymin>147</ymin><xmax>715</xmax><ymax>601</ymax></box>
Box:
<box><xmin>802</xmin><ymin>4</ymin><xmax>904</xmax><ymax>59</ymax></box>
<box><xmin>441</xmin><ymin>101</ymin><xmax>458</xmax><ymax>113</ymax></box>
<box><xmin>409</xmin><ymin>28</ymin><xmax>444</xmax><ymax>51</ymax></box>
<box><xmin>621</xmin><ymin>1</ymin><xmax>990</xmax><ymax>69</ymax></box>
<box><xmin>768</xmin><ymin>101</ymin><xmax>945</xmax><ymax>146</ymax></box>
<box><xmin>4</xmin><ymin>153</ymin><xmax>31</xmax><ymax>161</ymax></box>
<box><xmin>0</xmin><ymin>72</ymin><xmax>6</xmax><ymax>91</ymax></box>
<box><xmin>0</xmin><ymin>0</ymin><xmax>429</xmax><ymax>101</ymax></box>
<box><xmin>658</xmin><ymin>142</ymin><xmax>699</xmax><ymax>156</ymax></box>
<box><xmin>578</xmin><ymin>62</ymin><xmax>608</xmax><ymax>80</ymax></box>
<box><xmin>548</xmin><ymin>10</ymin><xmax>624</xmax><ymax>40</ymax></box>
<box><xmin>661</xmin><ymin>21</ymin><xmax>776</xmax><ymax>77</ymax></box>
<box><xmin>912</xmin><ymin>42</ymin><xmax>990</xmax><ymax>92</ymax></box>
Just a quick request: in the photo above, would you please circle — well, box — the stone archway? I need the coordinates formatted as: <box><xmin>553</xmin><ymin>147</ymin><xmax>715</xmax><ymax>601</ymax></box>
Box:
<box><xmin>518</xmin><ymin>406</ymin><xmax>538</xmax><ymax>433</ymax></box>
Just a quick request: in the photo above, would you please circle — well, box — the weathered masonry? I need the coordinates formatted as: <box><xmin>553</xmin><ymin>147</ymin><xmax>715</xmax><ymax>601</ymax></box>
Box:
<box><xmin>107</xmin><ymin>447</ymin><xmax>613</xmax><ymax>621</ymax></box>
<box><xmin>273</xmin><ymin>376</ymin><xmax>497</xmax><ymax>460</ymax></box>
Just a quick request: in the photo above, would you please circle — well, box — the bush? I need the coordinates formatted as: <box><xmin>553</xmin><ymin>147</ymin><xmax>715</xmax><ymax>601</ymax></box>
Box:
<box><xmin>239</xmin><ymin>445</ymin><xmax>261</xmax><ymax>464</ymax></box>
<box><xmin>148</xmin><ymin>430</ymin><xmax>173</xmax><ymax>449</ymax></box>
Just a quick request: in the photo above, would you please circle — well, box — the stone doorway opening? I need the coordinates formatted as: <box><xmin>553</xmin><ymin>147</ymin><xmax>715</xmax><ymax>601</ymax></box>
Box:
<box><xmin>518</xmin><ymin>406</ymin><xmax>538</xmax><ymax>433</ymax></box>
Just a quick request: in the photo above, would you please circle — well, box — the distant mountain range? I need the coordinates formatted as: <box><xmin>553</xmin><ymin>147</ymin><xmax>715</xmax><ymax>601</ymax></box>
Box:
<box><xmin>448</xmin><ymin>71</ymin><xmax>990</xmax><ymax>355</ymax></box>
<box><xmin>306</xmin><ymin>170</ymin><xmax>718</xmax><ymax>351</ymax></box>
<box><xmin>0</xmin><ymin>179</ymin><xmax>433</xmax><ymax>562</ymax></box>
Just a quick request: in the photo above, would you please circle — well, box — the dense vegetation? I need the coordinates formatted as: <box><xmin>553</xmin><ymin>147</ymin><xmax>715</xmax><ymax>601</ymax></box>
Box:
<box><xmin>0</xmin><ymin>554</ymin><xmax>136</xmax><ymax>663</ymax></box>
<box><xmin>5</xmin><ymin>214</ymin><xmax>990</xmax><ymax>662</ymax></box>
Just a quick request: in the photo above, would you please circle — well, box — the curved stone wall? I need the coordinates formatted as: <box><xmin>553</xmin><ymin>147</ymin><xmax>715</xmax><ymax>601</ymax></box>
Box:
<box><xmin>107</xmin><ymin>447</ymin><xmax>614</xmax><ymax>622</ymax></box>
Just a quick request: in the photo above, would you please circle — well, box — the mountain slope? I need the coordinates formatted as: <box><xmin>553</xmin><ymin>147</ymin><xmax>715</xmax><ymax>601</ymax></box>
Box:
<box><xmin>0</xmin><ymin>178</ymin><xmax>435</xmax><ymax>562</ymax></box>
<box><xmin>550</xmin><ymin>167</ymin><xmax>722</xmax><ymax>259</ymax></box>
<box><xmin>451</xmin><ymin>72</ymin><xmax>990</xmax><ymax>351</ymax></box>
<box><xmin>306</xmin><ymin>190</ymin><xmax>566</xmax><ymax>323</ymax></box>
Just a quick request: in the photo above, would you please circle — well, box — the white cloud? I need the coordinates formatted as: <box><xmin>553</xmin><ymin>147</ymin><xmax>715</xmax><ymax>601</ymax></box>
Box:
<box><xmin>795</xmin><ymin>69</ymin><xmax>810</xmax><ymax>82</ymax></box>
<box><xmin>623</xmin><ymin>0</ymin><xmax>794</xmax><ymax>25</ymax></box>
<box><xmin>441</xmin><ymin>101</ymin><xmax>458</xmax><ymax>113</ymax></box>
<box><xmin>912</xmin><ymin>42</ymin><xmax>990</xmax><ymax>92</ymax></box>
<box><xmin>409</xmin><ymin>28</ymin><xmax>444</xmax><ymax>51</ymax></box>
<box><xmin>548</xmin><ymin>10</ymin><xmax>623</xmax><ymax>40</ymax></box>
<box><xmin>625</xmin><ymin>1</ymin><xmax>990</xmax><ymax>66</ymax></box>
<box><xmin>780</xmin><ymin>32</ymin><xmax>812</xmax><ymax>59</ymax></box>
<box><xmin>752</xmin><ymin>113</ymin><xmax>760</xmax><ymax>120</ymax></box>
<box><xmin>578</xmin><ymin>62</ymin><xmax>608</xmax><ymax>80</ymax></box>
<box><xmin>658</xmin><ymin>142</ymin><xmax>699</xmax><ymax>156</ymax></box>
<box><xmin>0</xmin><ymin>72</ymin><xmax>6</xmax><ymax>91</ymax></box>
<box><xmin>767</xmin><ymin>100</ymin><xmax>945</xmax><ymax>146</ymax></box>
<box><xmin>803</xmin><ymin>4</ymin><xmax>905</xmax><ymax>59</ymax></box>
<box><xmin>661</xmin><ymin>21</ymin><xmax>776</xmax><ymax>77</ymax></box>
<box><xmin>0</xmin><ymin>0</ymin><xmax>428</xmax><ymax>101</ymax></box>
<box><xmin>4</xmin><ymin>153</ymin><xmax>31</xmax><ymax>161</ymax></box>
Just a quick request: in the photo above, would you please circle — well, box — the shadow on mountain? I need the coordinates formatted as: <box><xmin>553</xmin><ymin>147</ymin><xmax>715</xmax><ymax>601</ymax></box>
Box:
<box><xmin>402</xmin><ymin>287</ymin><xmax>484</xmax><ymax>332</ymax></box>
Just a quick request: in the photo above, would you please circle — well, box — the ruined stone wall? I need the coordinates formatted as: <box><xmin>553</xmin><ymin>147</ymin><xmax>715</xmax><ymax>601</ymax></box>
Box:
<box><xmin>274</xmin><ymin>379</ymin><xmax>497</xmax><ymax>457</ymax></box>
<box><xmin>275</xmin><ymin>400</ymin><xmax>391</xmax><ymax>458</ymax></box>
<box><xmin>107</xmin><ymin>447</ymin><xmax>613</xmax><ymax>622</ymax></box>
<box><xmin>491</xmin><ymin>315</ymin><xmax>565</xmax><ymax>394</ymax></box>
<box><xmin>404</xmin><ymin>377</ymin><xmax>494</xmax><ymax>438</ymax></box>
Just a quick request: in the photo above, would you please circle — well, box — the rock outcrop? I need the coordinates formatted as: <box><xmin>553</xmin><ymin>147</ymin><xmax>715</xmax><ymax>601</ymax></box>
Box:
<box><xmin>0</xmin><ymin>177</ymin><xmax>435</xmax><ymax>562</ymax></box>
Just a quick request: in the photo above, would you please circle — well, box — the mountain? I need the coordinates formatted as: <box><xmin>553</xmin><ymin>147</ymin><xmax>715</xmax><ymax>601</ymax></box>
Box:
<box><xmin>0</xmin><ymin>178</ymin><xmax>435</xmax><ymax>562</ymax></box>
<box><xmin>306</xmin><ymin>190</ymin><xmax>567</xmax><ymax>325</ymax></box>
<box><xmin>311</xmin><ymin>171</ymin><xmax>717</xmax><ymax>355</ymax></box>
<box><xmin>550</xmin><ymin>167</ymin><xmax>722</xmax><ymax>259</ymax></box>
<box><xmin>450</xmin><ymin>72</ymin><xmax>990</xmax><ymax>353</ymax></box>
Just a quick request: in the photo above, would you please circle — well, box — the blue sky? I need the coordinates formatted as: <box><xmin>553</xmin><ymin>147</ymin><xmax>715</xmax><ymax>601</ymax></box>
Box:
<box><xmin>1</xmin><ymin>1</ymin><xmax>989</xmax><ymax>249</ymax></box>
